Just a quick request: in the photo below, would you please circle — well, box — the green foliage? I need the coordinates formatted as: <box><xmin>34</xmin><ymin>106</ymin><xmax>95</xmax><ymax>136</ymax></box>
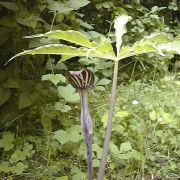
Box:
<box><xmin>0</xmin><ymin>0</ymin><xmax>180</xmax><ymax>179</ymax></box>
<box><xmin>0</xmin><ymin>132</ymin><xmax>14</xmax><ymax>151</ymax></box>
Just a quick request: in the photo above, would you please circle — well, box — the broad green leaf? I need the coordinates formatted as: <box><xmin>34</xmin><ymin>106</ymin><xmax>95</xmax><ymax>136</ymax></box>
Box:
<box><xmin>48</xmin><ymin>2</ymin><xmax>73</xmax><ymax>13</ymax></box>
<box><xmin>55</xmin><ymin>176</ymin><xmax>68</xmax><ymax>180</ymax></box>
<box><xmin>0</xmin><ymin>16</ymin><xmax>16</xmax><ymax>28</ymax></box>
<box><xmin>24</xmin><ymin>30</ymin><xmax>93</xmax><ymax>48</ymax></box>
<box><xmin>115</xmin><ymin>110</ymin><xmax>129</xmax><ymax>118</ymax></box>
<box><xmin>18</xmin><ymin>93</ymin><xmax>32</xmax><ymax>109</ymax></box>
<box><xmin>0</xmin><ymin>132</ymin><xmax>14</xmax><ymax>151</ymax></box>
<box><xmin>94</xmin><ymin>42</ymin><xmax>116</xmax><ymax>60</ymax></box>
<box><xmin>68</xmin><ymin>0</ymin><xmax>90</xmax><ymax>10</ymax></box>
<box><xmin>60</xmin><ymin>55</ymin><xmax>75</xmax><ymax>61</ymax></box>
<box><xmin>78</xmin><ymin>143</ymin><xmax>87</xmax><ymax>158</ymax></box>
<box><xmin>11</xmin><ymin>162</ymin><xmax>28</xmax><ymax>174</ymax></box>
<box><xmin>120</xmin><ymin>142</ymin><xmax>132</xmax><ymax>153</ymax></box>
<box><xmin>55</xmin><ymin>102</ymin><xmax>71</xmax><ymax>112</ymax></box>
<box><xmin>10</xmin><ymin>150</ymin><xmax>26</xmax><ymax>163</ymax></box>
<box><xmin>0</xmin><ymin>2</ymin><xmax>19</xmax><ymax>11</ymax></box>
<box><xmin>16</xmin><ymin>17</ymin><xmax>38</xmax><ymax>28</ymax></box>
<box><xmin>7</xmin><ymin>42</ymin><xmax>117</xmax><ymax>65</ymax></box>
<box><xmin>92</xmin><ymin>144</ymin><xmax>103</xmax><ymax>159</ymax></box>
<box><xmin>42</xmin><ymin>74</ymin><xmax>66</xmax><ymax>85</ymax></box>
<box><xmin>40</xmin><ymin>107</ymin><xmax>53</xmax><ymax>131</ymax></box>
<box><xmin>72</xmin><ymin>172</ymin><xmax>86</xmax><ymax>180</ymax></box>
<box><xmin>4</xmin><ymin>79</ymin><xmax>20</xmax><ymax>89</ymax></box>
<box><xmin>95</xmin><ymin>86</ymin><xmax>105</xmax><ymax>91</ymax></box>
<box><xmin>93</xmin><ymin>159</ymin><xmax>100</xmax><ymax>167</ymax></box>
<box><xmin>0</xmin><ymin>88</ymin><xmax>11</xmax><ymax>106</ymax></box>
<box><xmin>6</xmin><ymin>44</ymin><xmax>88</xmax><ymax>64</ymax></box>
<box><xmin>68</xmin><ymin>127</ymin><xmax>83</xmax><ymax>143</ymax></box>
<box><xmin>149</xmin><ymin>32</ymin><xmax>172</xmax><ymax>43</ymax></box>
<box><xmin>0</xmin><ymin>162</ymin><xmax>11</xmax><ymax>173</ymax></box>
<box><xmin>158</xmin><ymin>40</ymin><xmax>180</xmax><ymax>54</ymax></box>
<box><xmin>23</xmin><ymin>142</ymin><xmax>34</xmax><ymax>157</ymax></box>
<box><xmin>53</xmin><ymin>130</ymin><xmax>69</xmax><ymax>145</ymax></box>
<box><xmin>76</xmin><ymin>19</ymin><xmax>93</xmax><ymax>30</ymax></box>
<box><xmin>119</xmin><ymin>34</ymin><xmax>180</xmax><ymax>60</ymax></box>
<box><xmin>110</xmin><ymin>143</ymin><xmax>120</xmax><ymax>155</ymax></box>
<box><xmin>158</xmin><ymin>109</ymin><xmax>174</xmax><ymax>124</ymax></box>
<box><xmin>58</xmin><ymin>84</ymin><xmax>80</xmax><ymax>103</ymax></box>
<box><xmin>97</xmin><ymin>78</ymin><xmax>111</xmax><ymax>86</ymax></box>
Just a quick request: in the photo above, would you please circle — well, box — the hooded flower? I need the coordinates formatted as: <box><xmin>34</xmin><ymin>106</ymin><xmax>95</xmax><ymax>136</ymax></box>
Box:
<box><xmin>114</xmin><ymin>15</ymin><xmax>132</xmax><ymax>56</ymax></box>
<box><xmin>68</xmin><ymin>69</ymin><xmax>95</xmax><ymax>179</ymax></box>
<box><xmin>68</xmin><ymin>69</ymin><xmax>95</xmax><ymax>89</ymax></box>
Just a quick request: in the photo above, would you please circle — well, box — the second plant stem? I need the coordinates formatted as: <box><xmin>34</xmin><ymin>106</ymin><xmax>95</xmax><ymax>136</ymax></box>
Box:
<box><xmin>79</xmin><ymin>89</ymin><xmax>93</xmax><ymax>180</ymax></box>
<box><xmin>97</xmin><ymin>60</ymin><xmax>119</xmax><ymax>180</ymax></box>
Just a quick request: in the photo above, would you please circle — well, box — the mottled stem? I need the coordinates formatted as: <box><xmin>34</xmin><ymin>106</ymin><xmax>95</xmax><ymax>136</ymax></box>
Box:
<box><xmin>79</xmin><ymin>89</ymin><xmax>93</xmax><ymax>180</ymax></box>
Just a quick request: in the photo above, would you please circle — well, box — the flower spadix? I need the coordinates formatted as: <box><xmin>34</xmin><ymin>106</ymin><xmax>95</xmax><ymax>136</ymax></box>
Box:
<box><xmin>114</xmin><ymin>15</ymin><xmax>132</xmax><ymax>57</ymax></box>
<box><xmin>68</xmin><ymin>69</ymin><xmax>95</xmax><ymax>180</ymax></box>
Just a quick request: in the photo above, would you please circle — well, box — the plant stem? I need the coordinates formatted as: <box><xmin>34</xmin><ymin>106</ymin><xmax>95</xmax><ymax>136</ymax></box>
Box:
<box><xmin>97</xmin><ymin>60</ymin><xmax>119</xmax><ymax>180</ymax></box>
<box><xmin>79</xmin><ymin>89</ymin><xmax>93</xmax><ymax>180</ymax></box>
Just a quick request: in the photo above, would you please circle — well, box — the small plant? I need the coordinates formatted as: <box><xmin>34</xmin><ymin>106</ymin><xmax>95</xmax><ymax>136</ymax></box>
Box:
<box><xmin>68</xmin><ymin>69</ymin><xmax>95</xmax><ymax>180</ymax></box>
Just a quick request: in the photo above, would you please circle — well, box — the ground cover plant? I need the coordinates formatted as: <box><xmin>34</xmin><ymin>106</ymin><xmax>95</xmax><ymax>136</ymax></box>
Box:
<box><xmin>0</xmin><ymin>0</ymin><xmax>180</xmax><ymax>179</ymax></box>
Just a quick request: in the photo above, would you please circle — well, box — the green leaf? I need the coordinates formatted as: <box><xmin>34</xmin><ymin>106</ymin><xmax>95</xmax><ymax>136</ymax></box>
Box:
<box><xmin>68</xmin><ymin>0</ymin><xmax>90</xmax><ymax>10</ymax></box>
<box><xmin>119</xmin><ymin>34</ymin><xmax>180</xmax><ymax>60</ymax></box>
<box><xmin>0</xmin><ymin>162</ymin><xmax>11</xmax><ymax>173</ymax></box>
<box><xmin>42</xmin><ymin>74</ymin><xmax>66</xmax><ymax>85</ymax></box>
<box><xmin>40</xmin><ymin>107</ymin><xmax>53</xmax><ymax>131</ymax></box>
<box><xmin>149</xmin><ymin>110</ymin><xmax>156</xmax><ymax>120</ymax></box>
<box><xmin>60</xmin><ymin>55</ymin><xmax>75</xmax><ymax>61</ymax></box>
<box><xmin>0</xmin><ymin>15</ymin><xmax>16</xmax><ymax>28</ymax></box>
<box><xmin>58</xmin><ymin>84</ymin><xmax>80</xmax><ymax>103</ymax></box>
<box><xmin>72</xmin><ymin>172</ymin><xmax>86</xmax><ymax>180</ymax></box>
<box><xmin>4</xmin><ymin>79</ymin><xmax>20</xmax><ymax>89</ymax></box>
<box><xmin>18</xmin><ymin>93</ymin><xmax>32</xmax><ymax>109</ymax></box>
<box><xmin>68</xmin><ymin>126</ymin><xmax>83</xmax><ymax>143</ymax></box>
<box><xmin>93</xmin><ymin>159</ymin><xmax>100</xmax><ymax>167</ymax></box>
<box><xmin>55</xmin><ymin>176</ymin><xmax>68</xmax><ymax>180</ymax></box>
<box><xmin>55</xmin><ymin>102</ymin><xmax>71</xmax><ymax>112</ymax></box>
<box><xmin>92</xmin><ymin>144</ymin><xmax>103</xmax><ymax>159</ymax></box>
<box><xmin>158</xmin><ymin>40</ymin><xmax>180</xmax><ymax>54</ymax></box>
<box><xmin>11</xmin><ymin>162</ymin><xmax>28</xmax><ymax>174</ymax></box>
<box><xmin>94</xmin><ymin>42</ymin><xmax>116</xmax><ymax>60</ymax></box>
<box><xmin>97</xmin><ymin>78</ymin><xmax>111</xmax><ymax>86</ymax></box>
<box><xmin>23</xmin><ymin>142</ymin><xmax>34</xmax><ymax>157</ymax></box>
<box><xmin>150</xmin><ymin>32</ymin><xmax>172</xmax><ymax>43</ymax></box>
<box><xmin>76</xmin><ymin>19</ymin><xmax>93</xmax><ymax>30</ymax></box>
<box><xmin>47</xmin><ymin>2</ymin><xmax>73</xmax><ymax>13</ymax></box>
<box><xmin>53</xmin><ymin>130</ymin><xmax>69</xmax><ymax>145</ymax></box>
<box><xmin>24</xmin><ymin>30</ymin><xmax>93</xmax><ymax>48</ymax></box>
<box><xmin>115</xmin><ymin>110</ymin><xmax>129</xmax><ymax>118</ymax></box>
<box><xmin>0</xmin><ymin>132</ymin><xmax>14</xmax><ymax>151</ymax></box>
<box><xmin>120</xmin><ymin>142</ymin><xmax>132</xmax><ymax>153</ymax></box>
<box><xmin>16</xmin><ymin>17</ymin><xmax>38</xmax><ymax>28</ymax></box>
<box><xmin>110</xmin><ymin>143</ymin><xmax>119</xmax><ymax>155</ymax></box>
<box><xmin>10</xmin><ymin>150</ymin><xmax>26</xmax><ymax>163</ymax></box>
<box><xmin>7</xmin><ymin>42</ymin><xmax>117</xmax><ymax>64</ymax></box>
<box><xmin>0</xmin><ymin>2</ymin><xmax>19</xmax><ymax>11</ymax></box>
<box><xmin>0</xmin><ymin>88</ymin><xmax>11</xmax><ymax>106</ymax></box>
<box><xmin>6</xmin><ymin>44</ymin><xmax>88</xmax><ymax>64</ymax></box>
<box><xmin>54</xmin><ymin>126</ymin><xmax>83</xmax><ymax>145</ymax></box>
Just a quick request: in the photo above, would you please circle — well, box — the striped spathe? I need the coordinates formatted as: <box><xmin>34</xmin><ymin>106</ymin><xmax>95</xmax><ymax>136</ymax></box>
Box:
<box><xmin>68</xmin><ymin>69</ymin><xmax>94</xmax><ymax>89</ymax></box>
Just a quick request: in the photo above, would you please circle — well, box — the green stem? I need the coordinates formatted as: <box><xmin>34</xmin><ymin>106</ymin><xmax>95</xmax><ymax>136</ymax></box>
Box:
<box><xmin>97</xmin><ymin>60</ymin><xmax>119</xmax><ymax>180</ymax></box>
